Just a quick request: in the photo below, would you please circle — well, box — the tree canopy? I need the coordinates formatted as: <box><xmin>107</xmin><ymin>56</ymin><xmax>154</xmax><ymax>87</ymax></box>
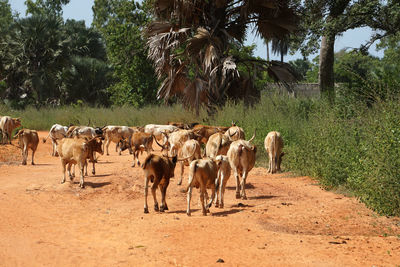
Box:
<box><xmin>145</xmin><ymin>0</ymin><xmax>300</xmax><ymax>114</ymax></box>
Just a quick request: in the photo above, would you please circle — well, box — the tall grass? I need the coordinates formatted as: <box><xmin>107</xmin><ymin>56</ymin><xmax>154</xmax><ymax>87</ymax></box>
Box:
<box><xmin>1</xmin><ymin>92</ymin><xmax>400</xmax><ymax>215</ymax></box>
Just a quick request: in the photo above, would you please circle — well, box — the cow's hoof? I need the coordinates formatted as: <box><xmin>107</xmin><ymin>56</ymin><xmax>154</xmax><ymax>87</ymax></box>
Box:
<box><xmin>219</xmin><ymin>204</ymin><xmax>224</xmax><ymax>209</ymax></box>
<box><xmin>186</xmin><ymin>212</ymin><xmax>191</xmax><ymax>216</ymax></box>
<box><xmin>154</xmin><ymin>203</ymin><xmax>159</xmax><ymax>212</ymax></box>
<box><xmin>242</xmin><ymin>196</ymin><xmax>247</xmax><ymax>200</ymax></box>
<box><xmin>92</xmin><ymin>171</ymin><xmax>95</xmax><ymax>175</ymax></box>
<box><xmin>160</xmin><ymin>207</ymin><xmax>165</xmax><ymax>212</ymax></box>
<box><xmin>164</xmin><ymin>205</ymin><xmax>169</xmax><ymax>210</ymax></box>
<box><xmin>22</xmin><ymin>162</ymin><xmax>27</xmax><ymax>165</ymax></box>
<box><xmin>235</xmin><ymin>192</ymin><xmax>241</xmax><ymax>199</ymax></box>
<box><xmin>144</xmin><ymin>207</ymin><xmax>149</xmax><ymax>214</ymax></box>
<box><xmin>61</xmin><ymin>181</ymin><xmax>65</xmax><ymax>184</ymax></box>
<box><xmin>202</xmin><ymin>212</ymin><xmax>207</xmax><ymax>216</ymax></box>
<box><xmin>31</xmin><ymin>162</ymin><xmax>35</xmax><ymax>165</ymax></box>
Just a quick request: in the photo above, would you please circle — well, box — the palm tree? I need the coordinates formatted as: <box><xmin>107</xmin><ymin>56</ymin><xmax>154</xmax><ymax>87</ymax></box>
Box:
<box><xmin>145</xmin><ymin>0</ymin><xmax>299</xmax><ymax>115</ymax></box>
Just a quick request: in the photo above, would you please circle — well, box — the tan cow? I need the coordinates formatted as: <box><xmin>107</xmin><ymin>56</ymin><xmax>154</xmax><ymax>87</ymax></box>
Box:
<box><xmin>225</xmin><ymin>125</ymin><xmax>245</xmax><ymax>141</ymax></box>
<box><xmin>264</xmin><ymin>131</ymin><xmax>284</xmax><ymax>174</ymax></box>
<box><xmin>227</xmin><ymin>131</ymin><xmax>257</xmax><ymax>200</ymax></box>
<box><xmin>214</xmin><ymin>155</ymin><xmax>231</xmax><ymax>208</ymax></box>
<box><xmin>57</xmin><ymin>136</ymin><xmax>103</xmax><ymax>188</ymax></box>
<box><xmin>205</xmin><ymin>131</ymin><xmax>237</xmax><ymax>158</ymax></box>
<box><xmin>177</xmin><ymin>139</ymin><xmax>202</xmax><ymax>185</ymax></box>
<box><xmin>0</xmin><ymin>116</ymin><xmax>21</xmax><ymax>144</ymax></box>
<box><xmin>186</xmin><ymin>158</ymin><xmax>218</xmax><ymax>216</ymax></box>
<box><xmin>14</xmin><ymin>129</ymin><xmax>39</xmax><ymax>165</ymax></box>
<box><xmin>119</xmin><ymin>132</ymin><xmax>154</xmax><ymax>167</ymax></box>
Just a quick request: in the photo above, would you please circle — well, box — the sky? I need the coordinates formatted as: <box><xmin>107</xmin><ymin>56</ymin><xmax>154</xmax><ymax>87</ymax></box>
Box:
<box><xmin>9</xmin><ymin>0</ymin><xmax>383</xmax><ymax>61</ymax></box>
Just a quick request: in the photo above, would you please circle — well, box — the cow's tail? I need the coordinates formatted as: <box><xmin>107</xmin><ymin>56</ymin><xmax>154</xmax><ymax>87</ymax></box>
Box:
<box><xmin>186</xmin><ymin>161</ymin><xmax>197</xmax><ymax>192</ymax></box>
<box><xmin>142</xmin><ymin>154</ymin><xmax>153</xmax><ymax>169</ymax></box>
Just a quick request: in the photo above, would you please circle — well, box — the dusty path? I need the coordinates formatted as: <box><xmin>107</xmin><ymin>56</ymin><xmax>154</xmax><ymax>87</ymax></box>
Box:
<box><xmin>0</xmin><ymin>131</ymin><xmax>399</xmax><ymax>266</ymax></box>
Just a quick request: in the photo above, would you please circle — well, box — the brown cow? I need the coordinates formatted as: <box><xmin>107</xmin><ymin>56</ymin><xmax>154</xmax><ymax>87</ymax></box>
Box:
<box><xmin>57</xmin><ymin>136</ymin><xmax>103</xmax><ymax>188</ymax></box>
<box><xmin>0</xmin><ymin>116</ymin><xmax>21</xmax><ymax>144</ymax></box>
<box><xmin>14</xmin><ymin>129</ymin><xmax>39</xmax><ymax>165</ymax></box>
<box><xmin>264</xmin><ymin>131</ymin><xmax>284</xmax><ymax>174</ymax></box>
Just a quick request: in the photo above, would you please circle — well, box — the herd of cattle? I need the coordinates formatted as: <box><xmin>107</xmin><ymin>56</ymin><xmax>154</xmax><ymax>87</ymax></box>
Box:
<box><xmin>0</xmin><ymin>115</ymin><xmax>284</xmax><ymax>216</ymax></box>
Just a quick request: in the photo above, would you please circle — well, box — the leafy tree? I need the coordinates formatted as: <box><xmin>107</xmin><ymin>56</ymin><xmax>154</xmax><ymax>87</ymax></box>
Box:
<box><xmin>92</xmin><ymin>0</ymin><xmax>158</xmax><ymax>107</ymax></box>
<box><xmin>0</xmin><ymin>15</ymin><xmax>71</xmax><ymax>107</ymax></box>
<box><xmin>289</xmin><ymin>58</ymin><xmax>313</xmax><ymax>81</ymax></box>
<box><xmin>290</xmin><ymin>0</ymin><xmax>400</xmax><ymax>103</ymax></box>
<box><xmin>25</xmin><ymin>0</ymin><xmax>70</xmax><ymax>16</ymax></box>
<box><xmin>145</xmin><ymin>0</ymin><xmax>299</xmax><ymax>115</ymax></box>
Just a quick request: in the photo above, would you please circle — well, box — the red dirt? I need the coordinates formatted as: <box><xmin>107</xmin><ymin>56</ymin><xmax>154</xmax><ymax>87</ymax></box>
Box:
<box><xmin>0</xmin><ymin>131</ymin><xmax>399</xmax><ymax>266</ymax></box>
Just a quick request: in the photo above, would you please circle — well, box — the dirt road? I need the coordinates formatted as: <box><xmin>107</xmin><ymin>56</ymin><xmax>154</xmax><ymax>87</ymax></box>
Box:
<box><xmin>0</xmin><ymin>131</ymin><xmax>399</xmax><ymax>266</ymax></box>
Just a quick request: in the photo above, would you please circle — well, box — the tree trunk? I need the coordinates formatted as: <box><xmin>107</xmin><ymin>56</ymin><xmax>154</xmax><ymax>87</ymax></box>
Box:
<box><xmin>318</xmin><ymin>34</ymin><xmax>335</xmax><ymax>102</ymax></box>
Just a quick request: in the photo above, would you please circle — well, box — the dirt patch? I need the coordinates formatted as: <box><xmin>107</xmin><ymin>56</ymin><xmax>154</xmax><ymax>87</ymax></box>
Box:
<box><xmin>0</xmin><ymin>131</ymin><xmax>399</xmax><ymax>266</ymax></box>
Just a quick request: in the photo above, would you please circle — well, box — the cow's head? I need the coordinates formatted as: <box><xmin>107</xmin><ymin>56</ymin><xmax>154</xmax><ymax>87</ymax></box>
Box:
<box><xmin>89</xmin><ymin>137</ymin><xmax>104</xmax><ymax>155</ymax></box>
<box><xmin>119</xmin><ymin>138</ymin><xmax>131</xmax><ymax>152</ymax></box>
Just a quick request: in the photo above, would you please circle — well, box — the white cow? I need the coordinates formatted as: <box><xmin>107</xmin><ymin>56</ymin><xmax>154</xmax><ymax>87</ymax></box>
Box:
<box><xmin>43</xmin><ymin>124</ymin><xmax>69</xmax><ymax>156</ymax></box>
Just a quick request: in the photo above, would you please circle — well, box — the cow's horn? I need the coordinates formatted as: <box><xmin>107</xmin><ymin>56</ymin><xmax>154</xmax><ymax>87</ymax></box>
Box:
<box><xmin>247</xmin><ymin>129</ymin><xmax>256</xmax><ymax>143</ymax></box>
<box><xmin>154</xmin><ymin>137</ymin><xmax>165</xmax><ymax>149</ymax></box>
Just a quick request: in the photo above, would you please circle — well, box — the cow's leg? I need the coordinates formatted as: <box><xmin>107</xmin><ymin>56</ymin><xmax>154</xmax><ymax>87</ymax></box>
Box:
<box><xmin>136</xmin><ymin>150</ymin><xmax>141</xmax><ymax>166</ymax></box>
<box><xmin>79</xmin><ymin>162</ymin><xmax>85</xmax><ymax>188</ymax></box>
<box><xmin>206</xmin><ymin>184</ymin><xmax>216</xmax><ymax>212</ymax></box>
<box><xmin>151</xmin><ymin>180</ymin><xmax>160</xmax><ymax>211</ymax></box>
<box><xmin>91</xmin><ymin>160</ymin><xmax>95</xmax><ymax>175</ymax></box>
<box><xmin>61</xmin><ymin>160</ymin><xmax>67</xmax><ymax>184</ymax></box>
<box><xmin>31</xmin><ymin>148</ymin><xmax>36</xmax><ymax>165</ymax></box>
<box><xmin>159</xmin><ymin>180</ymin><xmax>169</xmax><ymax>212</ymax></box>
<box><xmin>144</xmin><ymin>176</ymin><xmax>149</xmax><ymax>213</ymax></box>
<box><xmin>240</xmin><ymin>169</ymin><xmax>248</xmax><ymax>200</ymax></box>
<box><xmin>219</xmin><ymin>171</ymin><xmax>225</xmax><ymax>208</ymax></box>
<box><xmin>21</xmin><ymin>146</ymin><xmax>27</xmax><ymax>165</ymax></box>
<box><xmin>186</xmin><ymin>186</ymin><xmax>193</xmax><ymax>216</ymax></box>
<box><xmin>131</xmin><ymin>149</ymin><xmax>136</xmax><ymax>167</ymax></box>
<box><xmin>232</xmin><ymin>166</ymin><xmax>241</xmax><ymax>199</ymax></box>
<box><xmin>67</xmin><ymin>163</ymin><xmax>73</xmax><ymax>180</ymax></box>
<box><xmin>105</xmin><ymin>139</ymin><xmax>110</xmax><ymax>155</ymax></box>
<box><xmin>178</xmin><ymin>161</ymin><xmax>184</xmax><ymax>185</ymax></box>
<box><xmin>200</xmin><ymin>186</ymin><xmax>207</xmax><ymax>216</ymax></box>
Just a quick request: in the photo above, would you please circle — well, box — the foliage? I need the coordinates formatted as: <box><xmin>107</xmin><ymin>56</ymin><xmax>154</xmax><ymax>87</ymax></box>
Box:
<box><xmin>92</xmin><ymin>0</ymin><xmax>158</xmax><ymax>107</ymax></box>
<box><xmin>145</xmin><ymin>0</ymin><xmax>299</xmax><ymax>115</ymax></box>
<box><xmin>0</xmin><ymin>2</ymin><xmax>112</xmax><ymax>108</ymax></box>
<box><xmin>25</xmin><ymin>0</ymin><xmax>70</xmax><ymax>16</ymax></box>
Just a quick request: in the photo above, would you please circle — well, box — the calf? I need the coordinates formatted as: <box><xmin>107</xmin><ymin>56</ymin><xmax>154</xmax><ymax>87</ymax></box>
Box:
<box><xmin>186</xmin><ymin>158</ymin><xmax>218</xmax><ymax>216</ymax></box>
<box><xmin>43</xmin><ymin>124</ymin><xmax>69</xmax><ymax>156</ymax></box>
<box><xmin>14</xmin><ymin>129</ymin><xmax>39</xmax><ymax>165</ymax></box>
<box><xmin>120</xmin><ymin>132</ymin><xmax>154</xmax><ymax>167</ymax></box>
<box><xmin>142</xmin><ymin>154</ymin><xmax>177</xmax><ymax>213</ymax></box>
<box><xmin>57</xmin><ymin>137</ymin><xmax>102</xmax><ymax>188</ymax></box>
<box><xmin>264</xmin><ymin>131</ymin><xmax>284</xmax><ymax>174</ymax></box>
<box><xmin>0</xmin><ymin>116</ymin><xmax>21</xmax><ymax>144</ymax></box>
<box><xmin>214</xmin><ymin>155</ymin><xmax>231</xmax><ymax>208</ymax></box>
<box><xmin>177</xmin><ymin>139</ymin><xmax>202</xmax><ymax>185</ymax></box>
<box><xmin>227</xmin><ymin>130</ymin><xmax>257</xmax><ymax>200</ymax></box>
